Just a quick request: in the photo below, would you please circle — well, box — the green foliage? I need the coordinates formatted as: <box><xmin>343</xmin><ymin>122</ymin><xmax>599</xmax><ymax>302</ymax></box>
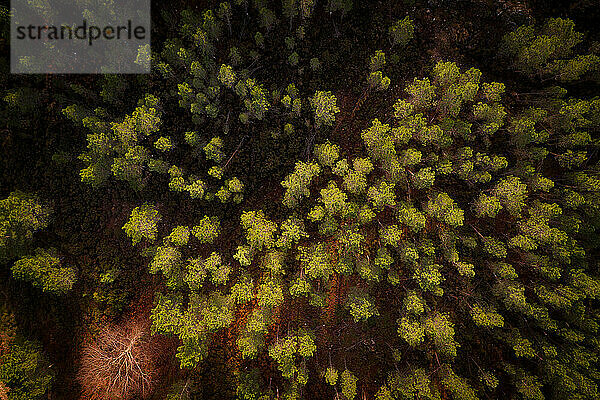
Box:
<box><xmin>473</xmin><ymin>194</ymin><xmax>501</xmax><ymax>218</ymax></box>
<box><xmin>340</xmin><ymin>369</ymin><xmax>358</xmax><ymax>400</ymax></box>
<box><xmin>407</xmin><ymin>78</ymin><xmax>435</xmax><ymax>108</ymax></box>
<box><xmin>368</xmin><ymin>181</ymin><xmax>396</xmax><ymax>211</ymax></box>
<box><xmin>281</xmin><ymin>162</ymin><xmax>321</xmax><ymax>208</ymax></box>
<box><xmin>0</xmin><ymin>338</ymin><xmax>54</xmax><ymax>400</ymax></box>
<box><xmin>389</xmin><ymin>17</ymin><xmax>414</xmax><ymax>48</ymax></box>
<box><xmin>0</xmin><ymin>191</ymin><xmax>51</xmax><ymax>262</ymax></box>
<box><xmin>154</xmin><ymin>136</ymin><xmax>173</xmax><ymax>152</ymax></box>
<box><xmin>413</xmin><ymin>263</ymin><xmax>445</xmax><ymax>296</ymax></box>
<box><xmin>346</xmin><ymin>289</ymin><xmax>379</xmax><ymax>322</ymax></box>
<box><xmin>482</xmin><ymin>236</ymin><xmax>507</xmax><ymax>258</ymax></box>
<box><xmin>472</xmin><ymin>102</ymin><xmax>506</xmax><ymax>136</ymax></box>
<box><xmin>204</xmin><ymin>137</ymin><xmax>225</xmax><ymax>163</ymax></box>
<box><xmin>31</xmin><ymin>7</ymin><xmax>600</xmax><ymax>400</ymax></box>
<box><xmin>319</xmin><ymin>181</ymin><xmax>348</xmax><ymax>216</ymax></box>
<box><xmin>298</xmin><ymin>243</ymin><xmax>333</xmax><ymax>280</ymax></box>
<box><xmin>71</xmin><ymin>94</ymin><xmax>162</xmax><ymax>189</ymax></box>
<box><xmin>314</xmin><ymin>141</ymin><xmax>340</xmax><ymax>167</ymax></box>
<box><xmin>398</xmin><ymin>317</ymin><xmax>425</xmax><ymax>347</ymax></box>
<box><xmin>424</xmin><ymin>313</ymin><xmax>459</xmax><ymax>357</ymax></box>
<box><xmin>192</xmin><ymin>216</ymin><xmax>221</xmax><ymax>243</ymax></box>
<box><xmin>218</xmin><ymin>64</ymin><xmax>237</xmax><ymax>88</ymax></box>
<box><xmin>234</xmin><ymin>245</ymin><xmax>253</xmax><ymax>267</ymax></box>
<box><xmin>493</xmin><ymin>176</ymin><xmax>528</xmax><ymax>216</ymax></box>
<box><xmin>185</xmin><ymin>256</ymin><xmax>207</xmax><ymax>291</ymax></box>
<box><xmin>481</xmin><ymin>82</ymin><xmax>505</xmax><ymax>102</ymax></box>
<box><xmin>268</xmin><ymin>330</ymin><xmax>316</xmax><ymax>380</ymax></box>
<box><xmin>167</xmin><ymin>226</ymin><xmax>191</xmax><ymax>246</ymax></box>
<box><xmin>439</xmin><ymin>365</ymin><xmax>478</xmax><ymax>400</ymax></box>
<box><xmin>403</xmin><ymin>291</ymin><xmax>426</xmax><ymax>315</ymax></box>
<box><xmin>152</xmin><ymin>291</ymin><xmax>235</xmax><ymax>368</ymax></box>
<box><xmin>370</xmin><ymin>50</ymin><xmax>386</xmax><ymax>72</ymax></box>
<box><xmin>324</xmin><ymin>367</ymin><xmax>338</xmax><ymax>385</ymax></box>
<box><xmin>361</xmin><ymin>118</ymin><xmax>402</xmax><ymax>178</ymax></box>
<box><xmin>12</xmin><ymin>248</ymin><xmax>76</xmax><ymax>294</ymax></box>
<box><xmin>310</xmin><ymin>91</ymin><xmax>340</xmax><ymax>128</ymax></box>
<box><xmin>501</xmin><ymin>18</ymin><xmax>598</xmax><ymax>81</ymax></box>
<box><xmin>432</xmin><ymin>61</ymin><xmax>461</xmax><ymax>87</ymax></box>
<box><xmin>289</xmin><ymin>276</ymin><xmax>311</xmax><ymax>297</ymax></box>
<box><xmin>241</xmin><ymin>210</ymin><xmax>278</xmax><ymax>251</ymax></box>
<box><xmin>122</xmin><ymin>203</ymin><xmax>162</xmax><ymax>246</ymax></box>
<box><xmin>277</xmin><ymin>216</ymin><xmax>308</xmax><ymax>249</ymax></box>
<box><xmin>412</xmin><ymin>167</ymin><xmax>435</xmax><ymax>189</ymax></box>
<box><xmin>230</xmin><ymin>274</ymin><xmax>254</xmax><ymax>304</ymax></box>
<box><xmin>257</xmin><ymin>279</ymin><xmax>284</xmax><ymax>309</ymax></box>
<box><xmin>384</xmin><ymin>368</ymin><xmax>440</xmax><ymax>400</ymax></box>
<box><xmin>380</xmin><ymin>225</ymin><xmax>403</xmax><ymax>247</ymax></box>
<box><xmin>426</xmin><ymin>193</ymin><xmax>464</xmax><ymax>227</ymax></box>
<box><xmin>151</xmin><ymin>245</ymin><xmax>183</xmax><ymax>288</ymax></box>
<box><xmin>470</xmin><ymin>305</ymin><xmax>504</xmax><ymax>328</ymax></box>
<box><xmin>237</xmin><ymin>313</ymin><xmax>267</xmax><ymax>358</ymax></box>
<box><xmin>342</xmin><ymin>158</ymin><xmax>374</xmax><ymax>194</ymax></box>
<box><xmin>396</xmin><ymin>202</ymin><xmax>426</xmax><ymax>232</ymax></box>
<box><xmin>204</xmin><ymin>252</ymin><xmax>230</xmax><ymax>285</ymax></box>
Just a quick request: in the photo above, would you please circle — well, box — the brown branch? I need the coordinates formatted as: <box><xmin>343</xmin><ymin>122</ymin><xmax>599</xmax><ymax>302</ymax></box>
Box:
<box><xmin>78</xmin><ymin>319</ymin><xmax>157</xmax><ymax>400</ymax></box>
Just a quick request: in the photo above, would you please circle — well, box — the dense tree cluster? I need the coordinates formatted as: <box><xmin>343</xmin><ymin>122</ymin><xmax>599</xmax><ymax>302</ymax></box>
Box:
<box><xmin>1</xmin><ymin>0</ymin><xmax>600</xmax><ymax>399</ymax></box>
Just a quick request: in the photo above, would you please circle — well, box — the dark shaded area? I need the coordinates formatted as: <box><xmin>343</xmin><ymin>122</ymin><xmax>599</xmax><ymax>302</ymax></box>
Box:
<box><xmin>1</xmin><ymin>1</ymin><xmax>599</xmax><ymax>399</ymax></box>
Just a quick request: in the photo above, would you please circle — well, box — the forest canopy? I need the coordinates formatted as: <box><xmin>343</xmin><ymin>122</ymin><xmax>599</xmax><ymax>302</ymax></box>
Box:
<box><xmin>1</xmin><ymin>1</ymin><xmax>600</xmax><ymax>399</ymax></box>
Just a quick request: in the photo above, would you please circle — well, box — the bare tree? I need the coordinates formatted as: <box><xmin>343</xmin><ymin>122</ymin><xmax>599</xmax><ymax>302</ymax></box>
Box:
<box><xmin>0</xmin><ymin>381</ymin><xmax>9</xmax><ymax>400</ymax></box>
<box><xmin>78</xmin><ymin>319</ymin><xmax>156</xmax><ymax>400</ymax></box>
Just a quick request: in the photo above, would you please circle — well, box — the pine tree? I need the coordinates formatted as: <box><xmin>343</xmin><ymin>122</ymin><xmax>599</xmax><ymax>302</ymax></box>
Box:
<box><xmin>339</xmin><ymin>369</ymin><xmax>358</xmax><ymax>400</ymax></box>
<box><xmin>277</xmin><ymin>216</ymin><xmax>308</xmax><ymax>249</ymax></box>
<box><xmin>396</xmin><ymin>202</ymin><xmax>426</xmax><ymax>232</ymax></box>
<box><xmin>407</xmin><ymin>78</ymin><xmax>435</xmax><ymax>108</ymax></box>
<box><xmin>426</xmin><ymin>193</ymin><xmax>464</xmax><ymax>227</ymax></box>
<box><xmin>439</xmin><ymin>365</ymin><xmax>478</xmax><ymax>400</ymax></box>
<box><xmin>493</xmin><ymin>176</ymin><xmax>528</xmax><ymax>217</ymax></box>
<box><xmin>218</xmin><ymin>64</ymin><xmax>237</xmax><ymax>89</ymax></box>
<box><xmin>240</xmin><ymin>210</ymin><xmax>278</xmax><ymax>251</ymax></box>
<box><xmin>314</xmin><ymin>141</ymin><xmax>340</xmax><ymax>167</ymax></box>
<box><xmin>0</xmin><ymin>191</ymin><xmax>51</xmax><ymax>262</ymax></box>
<box><xmin>122</xmin><ymin>204</ymin><xmax>162</xmax><ymax>246</ymax></box>
<box><xmin>319</xmin><ymin>181</ymin><xmax>349</xmax><ymax>216</ymax></box>
<box><xmin>424</xmin><ymin>312</ymin><xmax>459</xmax><ymax>357</ymax></box>
<box><xmin>191</xmin><ymin>216</ymin><xmax>221</xmax><ymax>244</ymax></box>
<box><xmin>346</xmin><ymin>289</ymin><xmax>379</xmax><ymax>322</ymax></box>
<box><xmin>398</xmin><ymin>317</ymin><xmax>425</xmax><ymax>347</ymax></box>
<box><xmin>389</xmin><ymin>17</ymin><xmax>414</xmax><ymax>49</ymax></box>
<box><xmin>281</xmin><ymin>162</ymin><xmax>321</xmax><ymax>208</ymax></box>
<box><xmin>501</xmin><ymin>18</ymin><xmax>598</xmax><ymax>82</ymax></box>
<box><xmin>310</xmin><ymin>91</ymin><xmax>340</xmax><ymax>128</ymax></box>
<box><xmin>12</xmin><ymin>248</ymin><xmax>76</xmax><ymax>294</ymax></box>
<box><xmin>0</xmin><ymin>338</ymin><xmax>54</xmax><ymax>400</ymax></box>
<box><xmin>298</xmin><ymin>243</ymin><xmax>333</xmax><ymax>280</ymax></box>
